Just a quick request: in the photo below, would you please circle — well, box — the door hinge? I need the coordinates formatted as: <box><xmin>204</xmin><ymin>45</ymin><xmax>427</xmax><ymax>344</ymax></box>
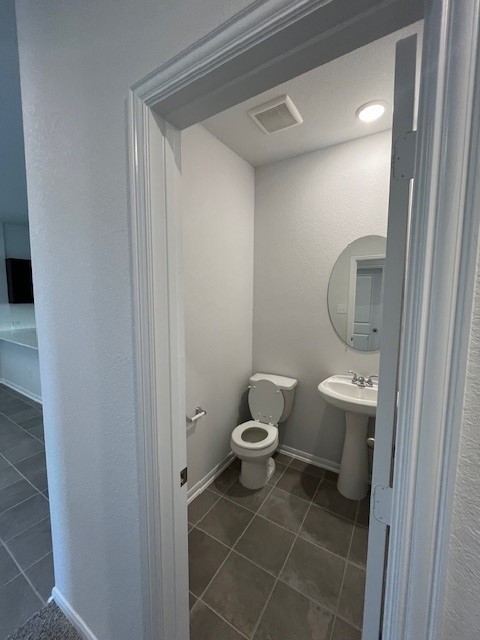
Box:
<box><xmin>393</xmin><ymin>130</ymin><xmax>417</xmax><ymax>181</ymax></box>
<box><xmin>372</xmin><ymin>484</ymin><xmax>393</xmax><ymax>525</ymax></box>
<box><xmin>180</xmin><ymin>467</ymin><xmax>188</xmax><ymax>487</ymax></box>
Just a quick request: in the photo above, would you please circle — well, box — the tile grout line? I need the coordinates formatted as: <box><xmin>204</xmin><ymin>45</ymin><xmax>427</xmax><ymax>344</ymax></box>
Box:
<box><xmin>192</xmin><ymin>525</ymin><xmax>275</xmax><ymax>580</ymax></box>
<box><xmin>189</xmin><ymin>467</ymin><xmax>247</xmax><ymax>610</ymax></box>
<box><xmin>0</xmin><ymin>488</ymin><xmax>48</xmax><ymax>519</ymax></box>
<box><xmin>191</xmin><ymin>460</ymin><xmax>292</xmax><ymax>638</ymax></box>
<box><xmin>4</xmin><ymin>514</ymin><xmax>50</xmax><ymax>547</ymax></box>
<box><xmin>249</xmin><ymin>469</ymin><xmax>327</xmax><ymax>639</ymax></box>
<box><xmin>195</xmin><ymin>598</ymin><xmax>251</xmax><ymax>640</ymax></box>
<box><xmin>189</xmin><ymin>467</ymin><xmax>240</xmax><ymax>527</ymax></box>
<box><xmin>189</xmin><ymin>456</ymin><xmax>366</xmax><ymax>637</ymax></box>
<box><xmin>192</xmin><ymin>509</ymin><xmax>356</xmax><ymax>589</ymax></box>
<box><xmin>209</xmin><ymin>464</ymin><xmax>337</xmax><ymax>521</ymax></box>
<box><xmin>328</xmin><ymin>500</ymin><xmax>361</xmax><ymax>640</ymax></box>
<box><xmin>191</xmin><ymin>456</ymin><xmax>282</xmax><ymax>527</ymax></box>
<box><xmin>22</xmin><ymin>548</ymin><xmax>53</xmax><ymax>573</ymax></box>
<box><xmin>0</xmin><ymin>457</ymin><xmax>48</xmax><ymax>502</ymax></box>
<box><xmin>0</xmin><ymin>538</ymin><xmax>46</xmax><ymax>605</ymax></box>
<box><xmin>0</xmin><ymin>409</ymin><xmax>45</xmax><ymax>447</ymax></box>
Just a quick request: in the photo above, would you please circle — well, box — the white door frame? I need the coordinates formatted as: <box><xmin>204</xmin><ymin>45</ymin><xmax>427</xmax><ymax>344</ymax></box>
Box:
<box><xmin>126</xmin><ymin>1</ymin><xmax>480</xmax><ymax>639</ymax></box>
<box><xmin>346</xmin><ymin>253</ymin><xmax>385</xmax><ymax>347</ymax></box>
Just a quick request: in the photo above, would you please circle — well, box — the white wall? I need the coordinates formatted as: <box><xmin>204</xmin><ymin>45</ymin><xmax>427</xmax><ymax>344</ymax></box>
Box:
<box><xmin>253</xmin><ymin>131</ymin><xmax>390</xmax><ymax>465</ymax></box>
<box><xmin>15</xmin><ymin>2</ymin><xmax>256</xmax><ymax>639</ymax></box>
<box><xmin>182</xmin><ymin>126</ymin><xmax>254</xmax><ymax>490</ymax></box>
<box><xmin>441</xmin><ymin>251</ymin><xmax>480</xmax><ymax>640</ymax></box>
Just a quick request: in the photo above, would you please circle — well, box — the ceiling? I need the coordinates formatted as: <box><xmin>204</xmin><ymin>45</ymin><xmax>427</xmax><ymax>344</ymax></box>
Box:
<box><xmin>201</xmin><ymin>21</ymin><xmax>423</xmax><ymax>167</ymax></box>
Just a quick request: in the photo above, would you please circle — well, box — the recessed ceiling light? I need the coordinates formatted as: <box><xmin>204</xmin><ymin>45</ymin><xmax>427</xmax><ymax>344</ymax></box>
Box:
<box><xmin>356</xmin><ymin>101</ymin><xmax>388</xmax><ymax>123</ymax></box>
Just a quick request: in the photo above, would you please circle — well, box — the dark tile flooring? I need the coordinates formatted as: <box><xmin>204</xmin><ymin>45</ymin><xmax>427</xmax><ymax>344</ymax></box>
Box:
<box><xmin>0</xmin><ymin>385</ymin><xmax>53</xmax><ymax>639</ymax></box>
<box><xmin>188</xmin><ymin>453</ymin><xmax>369</xmax><ymax>640</ymax></box>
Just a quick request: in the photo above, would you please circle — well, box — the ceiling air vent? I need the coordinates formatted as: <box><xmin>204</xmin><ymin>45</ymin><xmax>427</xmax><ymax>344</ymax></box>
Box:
<box><xmin>248</xmin><ymin>95</ymin><xmax>303</xmax><ymax>134</ymax></box>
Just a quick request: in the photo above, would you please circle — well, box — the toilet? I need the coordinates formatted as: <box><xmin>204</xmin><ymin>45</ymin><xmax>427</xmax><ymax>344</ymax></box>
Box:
<box><xmin>231</xmin><ymin>373</ymin><xmax>298</xmax><ymax>490</ymax></box>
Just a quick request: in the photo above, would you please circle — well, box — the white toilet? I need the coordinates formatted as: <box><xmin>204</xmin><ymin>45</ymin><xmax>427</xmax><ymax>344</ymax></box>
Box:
<box><xmin>230</xmin><ymin>373</ymin><xmax>298</xmax><ymax>490</ymax></box>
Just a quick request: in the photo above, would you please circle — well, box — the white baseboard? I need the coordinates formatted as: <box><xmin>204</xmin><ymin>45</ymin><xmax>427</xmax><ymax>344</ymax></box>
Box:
<box><xmin>52</xmin><ymin>587</ymin><xmax>99</xmax><ymax>640</ymax></box>
<box><xmin>187</xmin><ymin>451</ymin><xmax>235</xmax><ymax>503</ymax></box>
<box><xmin>0</xmin><ymin>378</ymin><xmax>42</xmax><ymax>404</ymax></box>
<box><xmin>188</xmin><ymin>445</ymin><xmax>340</xmax><ymax>505</ymax></box>
<box><xmin>278</xmin><ymin>444</ymin><xmax>340</xmax><ymax>474</ymax></box>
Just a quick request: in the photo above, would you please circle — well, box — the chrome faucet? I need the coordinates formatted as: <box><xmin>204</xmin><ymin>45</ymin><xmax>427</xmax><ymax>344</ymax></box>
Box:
<box><xmin>366</xmin><ymin>375</ymin><xmax>379</xmax><ymax>387</ymax></box>
<box><xmin>348</xmin><ymin>371</ymin><xmax>367</xmax><ymax>387</ymax></box>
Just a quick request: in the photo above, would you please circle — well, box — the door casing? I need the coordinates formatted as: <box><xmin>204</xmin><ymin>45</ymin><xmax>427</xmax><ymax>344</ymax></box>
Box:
<box><xmin>126</xmin><ymin>0</ymin><xmax>480</xmax><ymax>638</ymax></box>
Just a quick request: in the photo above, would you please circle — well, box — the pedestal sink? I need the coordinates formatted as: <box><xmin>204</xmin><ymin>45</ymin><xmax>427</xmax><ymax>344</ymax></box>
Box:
<box><xmin>318</xmin><ymin>375</ymin><xmax>377</xmax><ymax>500</ymax></box>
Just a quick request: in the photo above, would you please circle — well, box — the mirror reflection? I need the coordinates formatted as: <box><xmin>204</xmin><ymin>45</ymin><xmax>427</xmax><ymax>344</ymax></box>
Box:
<box><xmin>328</xmin><ymin>235</ymin><xmax>387</xmax><ymax>351</ymax></box>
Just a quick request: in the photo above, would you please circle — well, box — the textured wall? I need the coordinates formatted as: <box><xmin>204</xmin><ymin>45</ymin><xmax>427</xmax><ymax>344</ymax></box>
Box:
<box><xmin>253</xmin><ymin>131</ymin><xmax>390</xmax><ymax>464</ymax></box>
<box><xmin>14</xmin><ymin>1</ymin><xmax>257</xmax><ymax>639</ymax></box>
<box><xmin>182</xmin><ymin>125</ymin><xmax>254</xmax><ymax>490</ymax></box>
<box><xmin>441</xmin><ymin>249</ymin><xmax>480</xmax><ymax>639</ymax></box>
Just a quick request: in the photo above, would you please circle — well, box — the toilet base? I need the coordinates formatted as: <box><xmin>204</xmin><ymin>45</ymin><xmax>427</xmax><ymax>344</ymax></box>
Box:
<box><xmin>239</xmin><ymin>456</ymin><xmax>275</xmax><ymax>490</ymax></box>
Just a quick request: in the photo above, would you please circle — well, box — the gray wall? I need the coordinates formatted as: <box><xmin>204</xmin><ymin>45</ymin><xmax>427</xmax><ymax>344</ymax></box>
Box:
<box><xmin>253</xmin><ymin>131</ymin><xmax>390</xmax><ymax>465</ymax></box>
<box><xmin>0</xmin><ymin>0</ymin><xmax>28</xmax><ymax>224</ymax></box>
<box><xmin>15</xmin><ymin>2</ymin><xmax>255</xmax><ymax>639</ymax></box>
<box><xmin>442</xmin><ymin>251</ymin><xmax>480</xmax><ymax>639</ymax></box>
<box><xmin>182</xmin><ymin>126</ymin><xmax>254</xmax><ymax>490</ymax></box>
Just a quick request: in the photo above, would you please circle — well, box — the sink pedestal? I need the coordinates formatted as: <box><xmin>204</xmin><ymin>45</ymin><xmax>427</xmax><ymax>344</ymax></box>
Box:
<box><xmin>338</xmin><ymin>411</ymin><xmax>369</xmax><ymax>500</ymax></box>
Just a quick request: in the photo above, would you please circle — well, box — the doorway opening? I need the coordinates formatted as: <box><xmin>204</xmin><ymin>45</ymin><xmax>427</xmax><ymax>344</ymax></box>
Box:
<box><xmin>182</xmin><ymin>20</ymin><xmax>420</xmax><ymax>639</ymax></box>
<box><xmin>0</xmin><ymin>1</ymin><xmax>53</xmax><ymax>637</ymax></box>
<box><xmin>126</xmin><ymin>0</ymin><xmax>480</xmax><ymax>639</ymax></box>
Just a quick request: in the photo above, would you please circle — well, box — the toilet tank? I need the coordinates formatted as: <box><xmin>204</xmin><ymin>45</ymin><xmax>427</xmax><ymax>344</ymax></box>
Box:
<box><xmin>249</xmin><ymin>373</ymin><xmax>298</xmax><ymax>422</ymax></box>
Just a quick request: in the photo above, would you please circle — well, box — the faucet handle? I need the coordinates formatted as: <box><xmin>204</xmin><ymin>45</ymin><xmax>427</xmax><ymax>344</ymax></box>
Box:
<box><xmin>348</xmin><ymin>370</ymin><xmax>359</xmax><ymax>383</ymax></box>
<box><xmin>366</xmin><ymin>374</ymin><xmax>379</xmax><ymax>387</ymax></box>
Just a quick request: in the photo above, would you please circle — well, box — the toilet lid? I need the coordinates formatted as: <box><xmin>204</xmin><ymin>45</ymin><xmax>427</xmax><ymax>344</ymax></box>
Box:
<box><xmin>248</xmin><ymin>380</ymin><xmax>284</xmax><ymax>425</ymax></box>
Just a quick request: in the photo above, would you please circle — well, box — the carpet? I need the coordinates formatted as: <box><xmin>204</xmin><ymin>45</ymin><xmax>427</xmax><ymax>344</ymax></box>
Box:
<box><xmin>6</xmin><ymin>602</ymin><xmax>81</xmax><ymax>640</ymax></box>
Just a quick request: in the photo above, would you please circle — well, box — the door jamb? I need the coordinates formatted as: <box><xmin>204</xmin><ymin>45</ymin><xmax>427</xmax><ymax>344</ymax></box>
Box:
<box><xmin>384</xmin><ymin>1</ymin><xmax>480</xmax><ymax>638</ymax></box>
<box><xmin>347</xmin><ymin>253</ymin><xmax>385</xmax><ymax>347</ymax></box>
<box><xmin>127</xmin><ymin>0</ymin><xmax>480</xmax><ymax>639</ymax></box>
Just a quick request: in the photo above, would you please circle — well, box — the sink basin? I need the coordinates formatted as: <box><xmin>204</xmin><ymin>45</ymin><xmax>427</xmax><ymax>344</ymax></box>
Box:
<box><xmin>318</xmin><ymin>375</ymin><xmax>377</xmax><ymax>417</ymax></box>
<box><xmin>318</xmin><ymin>374</ymin><xmax>378</xmax><ymax>500</ymax></box>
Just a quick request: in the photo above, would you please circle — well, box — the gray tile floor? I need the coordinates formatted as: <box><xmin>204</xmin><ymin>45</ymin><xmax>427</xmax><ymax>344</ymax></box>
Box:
<box><xmin>0</xmin><ymin>385</ymin><xmax>53</xmax><ymax>639</ymax></box>
<box><xmin>188</xmin><ymin>453</ymin><xmax>369</xmax><ymax>640</ymax></box>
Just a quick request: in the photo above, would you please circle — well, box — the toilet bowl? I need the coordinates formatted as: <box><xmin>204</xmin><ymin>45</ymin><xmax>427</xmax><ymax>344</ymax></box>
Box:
<box><xmin>231</xmin><ymin>420</ymin><xmax>278</xmax><ymax>489</ymax></box>
<box><xmin>231</xmin><ymin>374</ymin><xmax>297</xmax><ymax>490</ymax></box>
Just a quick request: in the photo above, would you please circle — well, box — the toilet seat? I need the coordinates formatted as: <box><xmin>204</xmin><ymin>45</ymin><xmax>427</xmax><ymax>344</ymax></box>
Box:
<box><xmin>248</xmin><ymin>380</ymin><xmax>284</xmax><ymax>425</ymax></box>
<box><xmin>231</xmin><ymin>420</ymin><xmax>278</xmax><ymax>451</ymax></box>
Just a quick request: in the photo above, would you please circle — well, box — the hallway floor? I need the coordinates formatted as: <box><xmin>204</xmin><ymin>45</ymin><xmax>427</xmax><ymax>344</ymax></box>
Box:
<box><xmin>0</xmin><ymin>385</ymin><xmax>53</xmax><ymax>639</ymax></box>
<box><xmin>188</xmin><ymin>453</ymin><xmax>369</xmax><ymax>640</ymax></box>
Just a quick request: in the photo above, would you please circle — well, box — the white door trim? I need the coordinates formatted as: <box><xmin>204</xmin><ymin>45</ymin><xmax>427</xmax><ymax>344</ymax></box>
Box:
<box><xmin>126</xmin><ymin>1</ymin><xmax>480</xmax><ymax>639</ymax></box>
<box><xmin>384</xmin><ymin>1</ymin><xmax>480</xmax><ymax>638</ymax></box>
<box><xmin>346</xmin><ymin>253</ymin><xmax>385</xmax><ymax>347</ymax></box>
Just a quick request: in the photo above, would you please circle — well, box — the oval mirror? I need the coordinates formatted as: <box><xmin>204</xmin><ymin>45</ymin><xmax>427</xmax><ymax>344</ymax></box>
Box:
<box><xmin>328</xmin><ymin>235</ymin><xmax>387</xmax><ymax>351</ymax></box>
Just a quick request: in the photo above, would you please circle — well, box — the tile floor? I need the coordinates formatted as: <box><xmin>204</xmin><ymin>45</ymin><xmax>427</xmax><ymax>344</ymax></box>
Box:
<box><xmin>188</xmin><ymin>453</ymin><xmax>369</xmax><ymax>640</ymax></box>
<box><xmin>0</xmin><ymin>385</ymin><xmax>53</xmax><ymax>639</ymax></box>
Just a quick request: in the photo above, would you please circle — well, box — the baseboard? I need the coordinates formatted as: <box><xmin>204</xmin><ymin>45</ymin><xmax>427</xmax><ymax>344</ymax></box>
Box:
<box><xmin>52</xmin><ymin>587</ymin><xmax>99</xmax><ymax>640</ymax></box>
<box><xmin>0</xmin><ymin>378</ymin><xmax>42</xmax><ymax>404</ymax></box>
<box><xmin>187</xmin><ymin>451</ymin><xmax>235</xmax><ymax>503</ymax></box>
<box><xmin>278</xmin><ymin>444</ymin><xmax>340</xmax><ymax>474</ymax></box>
<box><xmin>188</xmin><ymin>446</ymin><xmax>340</xmax><ymax>505</ymax></box>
